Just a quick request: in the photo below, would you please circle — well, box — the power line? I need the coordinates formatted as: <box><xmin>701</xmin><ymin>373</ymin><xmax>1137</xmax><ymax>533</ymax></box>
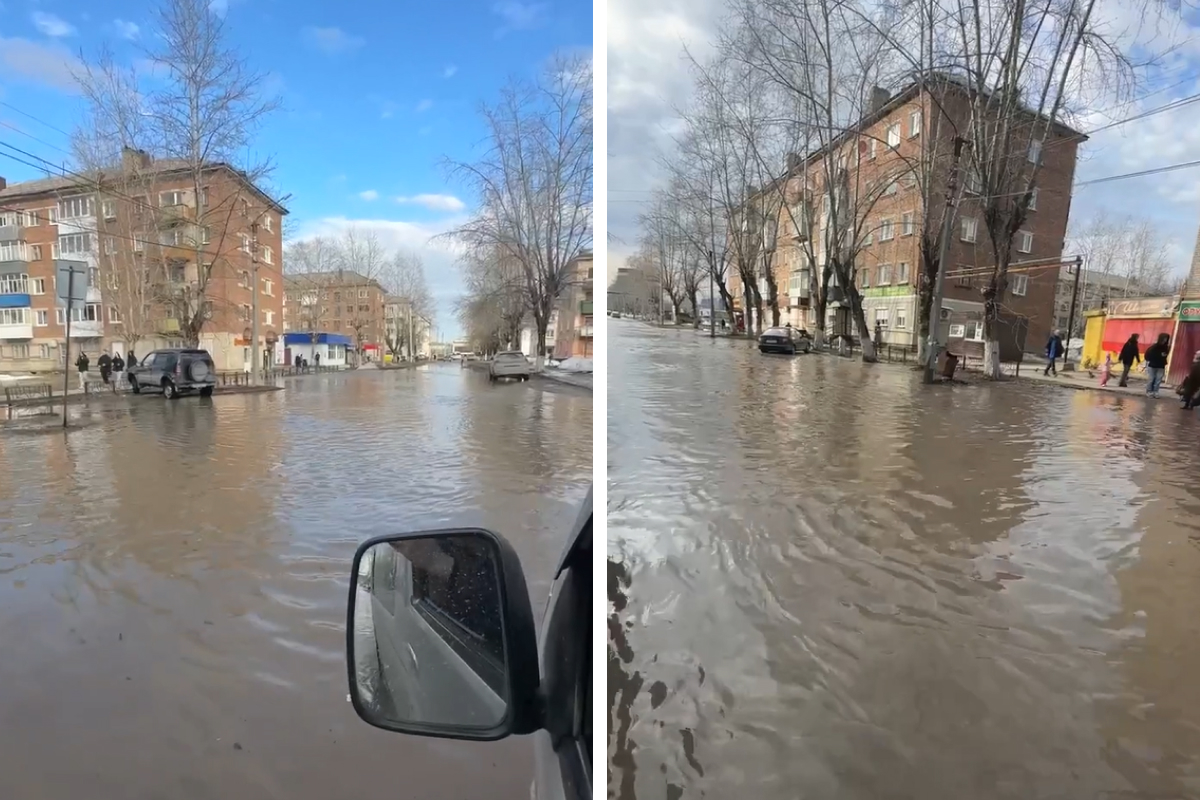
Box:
<box><xmin>0</xmin><ymin>100</ymin><xmax>72</xmax><ymax>138</ymax></box>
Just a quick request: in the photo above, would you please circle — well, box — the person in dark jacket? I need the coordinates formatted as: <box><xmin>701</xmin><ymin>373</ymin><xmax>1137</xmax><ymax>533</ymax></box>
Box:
<box><xmin>111</xmin><ymin>353</ymin><xmax>125</xmax><ymax>374</ymax></box>
<box><xmin>1043</xmin><ymin>330</ymin><xmax>1065</xmax><ymax>376</ymax></box>
<box><xmin>1118</xmin><ymin>334</ymin><xmax>1140</xmax><ymax>387</ymax></box>
<box><xmin>1143</xmin><ymin>333</ymin><xmax>1171</xmax><ymax>398</ymax></box>
<box><xmin>74</xmin><ymin>352</ymin><xmax>90</xmax><ymax>391</ymax></box>
<box><xmin>1178</xmin><ymin>351</ymin><xmax>1200</xmax><ymax>409</ymax></box>
<box><xmin>97</xmin><ymin>351</ymin><xmax>112</xmax><ymax>385</ymax></box>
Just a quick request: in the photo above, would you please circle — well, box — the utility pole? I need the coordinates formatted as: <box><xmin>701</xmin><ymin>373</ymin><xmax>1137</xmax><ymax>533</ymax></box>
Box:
<box><xmin>923</xmin><ymin>137</ymin><xmax>969</xmax><ymax>384</ymax></box>
<box><xmin>250</xmin><ymin>219</ymin><xmax>260</xmax><ymax>386</ymax></box>
<box><xmin>62</xmin><ymin>266</ymin><xmax>75</xmax><ymax>429</ymax></box>
<box><xmin>1063</xmin><ymin>255</ymin><xmax>1083</xmax><ymax>371</ymax></box>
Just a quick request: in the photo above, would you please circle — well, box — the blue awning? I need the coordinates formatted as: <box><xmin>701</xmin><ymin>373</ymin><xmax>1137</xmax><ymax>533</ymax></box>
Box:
<box><xmin>283</xmin><ymin>332</ymin><xmax>353</xmax><ymax>346</ymax></box>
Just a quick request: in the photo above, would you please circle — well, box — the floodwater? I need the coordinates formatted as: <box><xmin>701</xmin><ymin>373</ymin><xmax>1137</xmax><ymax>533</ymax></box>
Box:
<box><xmin>0</xmin><ymin>364</ymin><xmax>590</xmax><ymax>800</ymax></box>
<box><xmin>608</xmin><ymin>322</ymin><xmax>1200</xmax><ymax>800</ymax></box>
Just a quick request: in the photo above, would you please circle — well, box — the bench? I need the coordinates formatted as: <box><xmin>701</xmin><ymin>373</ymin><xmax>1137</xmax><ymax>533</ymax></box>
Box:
<box><xmin>3</xmin><ymin>383</ymin><xmax>53</xmax><ymax>406</ymax></box>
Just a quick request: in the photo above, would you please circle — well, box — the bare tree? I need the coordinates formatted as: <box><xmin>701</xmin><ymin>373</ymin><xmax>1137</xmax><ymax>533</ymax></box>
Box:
<box><xmin>381</xmin><ymin>249</ymin><xmax>434</xmax><ymax>359</ymax></box>
<box><xmin>335</xmin><ymin>228</ymin><xmax>387</xmax><ymax>354</ymax></box>
<box><xmin>457</xmin><ymin>245</ymin><xmax>527</xmax><ymax>356</ymax></box>
<box><xmin>284</xmin><ymin>236</ymin><xmax>338</xmax><ymax>341</ymax></box>
<box><xmin>134</xmin><ymin>0</ymin><xmax>279</xmax><ymax>347</ymax></box>
<box><xmin>444</xmin><ymin>52</ymin><xmax>592</xmax><ymax>367</ymax></box>
<box><xmin>1069</xmin><ymin>211</ymin><xmax>1177</xmax><ymax>298</ymax></box>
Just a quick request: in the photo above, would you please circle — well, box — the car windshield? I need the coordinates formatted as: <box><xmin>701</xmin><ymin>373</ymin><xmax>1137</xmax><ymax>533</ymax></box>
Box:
<box><xmin>496</xmin><ymin>353</ymin><xmax>524</xmax><ymax>361</ymax></box>
<box><xmin>763</xmin><ymin>328</ymin><xmax>790</xmax><ymax>336</ymax></box>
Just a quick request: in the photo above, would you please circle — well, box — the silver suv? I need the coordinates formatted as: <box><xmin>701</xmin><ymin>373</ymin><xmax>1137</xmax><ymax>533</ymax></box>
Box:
<box><xmin>128</xmin><ymin>349</ymin><xmax>217</xmax><ymax>399</ymax></box>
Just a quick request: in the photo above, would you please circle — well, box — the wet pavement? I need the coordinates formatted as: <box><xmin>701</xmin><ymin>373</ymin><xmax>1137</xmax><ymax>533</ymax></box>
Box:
<box><xmin>0</xmin><ymin>363</ymin><xmax>590</xmax><ymax>800</ymax></box>
<box><xmin>608</xmin><ymin>323</ymin><xmax>1200</xmax><ymax>800</ymax></box>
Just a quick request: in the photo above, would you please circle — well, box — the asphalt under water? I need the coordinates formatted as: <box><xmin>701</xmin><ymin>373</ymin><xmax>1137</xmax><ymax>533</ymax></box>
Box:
<box><xmin>0</xmin><ymin>364</ymin><xmax>591</xmax><ymax>800</ymax></box>
<box><xmin>608</xmin><ymin>322</ymin><xmax>1200</xmax><ymax>800</ymax></box>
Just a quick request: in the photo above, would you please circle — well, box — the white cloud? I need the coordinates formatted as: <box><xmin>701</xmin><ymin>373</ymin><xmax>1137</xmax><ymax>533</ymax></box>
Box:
<box><xmin>291</xmin><ymin>215</ymin><xmax>471</xmax><ymax>329</ymax></box>
<box><xmin>396</xmin><ymin>194</ymin><xmax>466</xmax><ymax>212</ymax></box>
<box><xmin>113</xmin><ymin>19</ymin><xmax>140</xmax><ymax>40</ymax></box>
<box><xmin>492</xmin><ymin>1</ymin><xmax>549</xmax><ymax>36</ymax></box>
<box><xmin>31</xmin><ymin>11</ymin><xmax>75</xmax><ymax>38</ymax></box>
<box><xmin>302</xmin><ymin>26</ymin><xmax>365</xmax><ymax>55</ymax></box>
<box><xmin>415</xmin><ymin>98</ymin><xmax>433</xmax><ymax>113</ymax></box>
<box><xmin>0</xmin><ymin>35</ymin><xmax>81</xmax><ymax>92</ymax></box>
<box><xmin>443</xmin><ymin>65</ymin><xmax>458</xmax><ymax>78</ymax></box>
<box><xmin>358</xmin><ymin>189</ymin><xmax>379</xmax><ymax>201</ymax></box>
<box><xmin>209</xmin><ymin>0</ymin><xmax>231</xmax><ymax>17</ymax></box>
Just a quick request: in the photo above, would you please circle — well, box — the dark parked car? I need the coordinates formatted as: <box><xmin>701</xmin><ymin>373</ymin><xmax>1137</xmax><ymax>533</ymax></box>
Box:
<box><xmin>759</xmin><ymin>326</ymin><xmax>812</xmax><ymax>355</ymax></box>
<box><xmin>128</xmin><ymin>348</ymin><xmax>217</xmax><ymax>399</ymax></box>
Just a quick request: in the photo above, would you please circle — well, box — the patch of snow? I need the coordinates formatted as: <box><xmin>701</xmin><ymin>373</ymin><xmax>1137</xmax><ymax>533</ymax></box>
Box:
<box><xmin>554</xmin><ymin>357</ymin><xmax>593</xmax><ymax>374</ymax></box>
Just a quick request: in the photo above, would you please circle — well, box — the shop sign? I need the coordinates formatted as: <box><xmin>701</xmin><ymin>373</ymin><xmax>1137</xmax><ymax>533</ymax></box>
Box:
<box><xmin>1107</xmin><ymin>296</ymin><xmax>1176</xmax><ymax>319</ymax></box>
<box><xmin>1179</xmin><ymin>301</ymin><xmax>1200</xmax><ymax>320</ymax></box>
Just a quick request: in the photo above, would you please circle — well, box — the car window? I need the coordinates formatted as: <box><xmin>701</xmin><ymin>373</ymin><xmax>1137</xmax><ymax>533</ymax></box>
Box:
<box><xmin>142</xmin><ymin>354</ymin><xmax>158</xmax><ymax>369</ymax></box>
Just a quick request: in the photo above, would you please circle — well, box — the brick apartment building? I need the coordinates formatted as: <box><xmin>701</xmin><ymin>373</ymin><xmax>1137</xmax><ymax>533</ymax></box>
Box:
<box><xmin>0</xmin><ymin>148</ymin><xmax>286</xmax><ymax>373</ymax></box>
<box><xmin>282</xmin><ymin>270</ymin><xmax>388</xmax><ymax>359</ymax></box>
<box><xmin>558</xmin><ymin>251</ymin><xmax>593</xmax><ymax>358</ymax></box>
<box><xmin>730</xmin><ymin>76</ymin><xmax>1082</xmax><ymax>356</ymax></box>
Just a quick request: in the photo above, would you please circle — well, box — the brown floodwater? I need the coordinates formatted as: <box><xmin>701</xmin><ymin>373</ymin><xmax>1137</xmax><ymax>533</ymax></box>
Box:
<box><xmin>607</xmin><ymin>322</ymin><xmax>1200</xmax><ymax>800</ymax></box>
<box><xmin>0</xmin><ymin>364</ymin><xmax>591</xmax><ymax>800</ymax></box>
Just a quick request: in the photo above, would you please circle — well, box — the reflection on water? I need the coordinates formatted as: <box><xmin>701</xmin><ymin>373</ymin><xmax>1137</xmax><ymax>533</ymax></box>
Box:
<box><xmin>0</xmin><ymin>364</ymin><xmax>589</xmax><ymax>799</ymax></box>
<box><xmin>607</xmin><ymin>323</ymin><xmax>1200</xmax><ymax>800</ymax></box>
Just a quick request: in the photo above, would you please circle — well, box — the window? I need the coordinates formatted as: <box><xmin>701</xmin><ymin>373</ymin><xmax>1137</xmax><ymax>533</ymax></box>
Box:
<box><xmin>59</xmin><ymin>233</ymin><xmax>93</xmax><ymax>255</ymax></box>
<box><xmin>261</xmin><ymin>245</ymin><xmax>273</xmax><ymax>265</ymax></box>
<box><xmin>860</xmin><ymin>268</ymin><xmax>870</xmax><ymax>288</ymax></box>
<box><xmin>201</xmin><ymin>187</ymin><xmax>210</xmax><ymax>207</ymax></box>
<box><xmin>874</xmin><ymin>308</ymin><xmax>889</xmax><ymax>326</ymax></box>
<box><xmin>263</xmin><ymin>278</ymin><xmax>274</xmax><ymax>296</ymax></box>
<box><xmin>886</xmin><ymin>123</ymin><xmax>901</xmax><ymax>148</ymax></box>
<box><xmin>239</xmin><ymin>270</ymin><xmax>250</xmax><ymax>288</ymax></box>
<box><xmin>880</xmin><ymin>218</ymin><xmax>894</xmax><ymax>241</ymax></box>
<box><xmin>1017</xmin><ymin>230</ymin><xmax>1033</xmax><ymax>253</ymax></box>
<box><xmin>902</xmin><ymin>211</ymin><xmax>914</xmax><ymax>236</ymax></box>
<box><xmin>359</xmin><ymin>289</ymin><xmax>367</xmax><ymax>298</ymax></box>
<box><xmin>55</xmin><ymin>308</ymin><xmax>65</xmax><ymax>326</ymax></box>
<box><xmin>954</xmin><ymin>269</ymin><xmax>973</xmax><ymax>288</ymax></box>
<box><xmin>71</xmin><ymin>304</ymin><xmax>100</xmax><ymax>323</ymax></box>
<box><xmin>863</xmin><ymin>228</ymin><xmax>873</xmax><ymax>245</ymax></box>
<box><xmin>239</xmin><ymin>233</ymin><xmax>250</xmax><ymax>253</ymax></box>
<box><xmin>960</xmin><ymin>216</ymin><xmax>977</xmax><ymax>243</ymax></box>
<box><xmin>1011</xmin><ymin>273</ymin><xmax>1029</xmax><ymax>296</ymax></box>
<box><xmin>87</xmin><ymin>267</ymin><xmax>99</xmax><ymax>288</ymax></box>
<box><xmin>897</xmin><ymin>262</ymin><xmax>910</xmax><ymax>284</ymax></box>
<box><xmin>0</xmin><ymin>273</ymin><xmax>27</xmax><ymax>293</ymax></box>
<box><xmin>885</xmin><ymin>180</ymin><xmax>898</xmax><ymax>196</ymax></box>
<box><xmin>264</xmin><ymin>310</ymin><xmax>274</xmax><ymax>326</ymax></box>
<box><xmin>878</xmin><ymin>264</ymin><xmax>892</xmax><ymax>285</ymax></box>
<box><xmin>1028</xmin><ymin>137</ymin><xmax>1043</xmax><ymax>164</ymax></box>
<box><xmin>896</xmin><ymin>306</ymin><xmax>908</xmax><ymax>328</ymax></box>
<box><xmin>201</xmin><ymin>227</ymin><xmax>211</xmax><ymax>244</ymax></box>
<box><xmin>58</xmin><ymin>196</ymin><xmax>93</xmax><ymax>219</ymax></box>
<box><xmin>1028</xmin><ymin>188</ymin><xmax>1038</xmax><ymax>210</ymax></box>
<box><xmin>38</xmin><ymin>344</ymin><xmax>50</xmax><ymax>360</ymax></box>
<box><xmin>109</xmin><ymin>306</ymin><xmax>122</xmax><ymax>323</ymax></box>
<box><xmin>240</xmin><ymin>304</ymin><xmax>252</xmax><ymax>321</ymax></box>
<box><xmin>264</xmin><ymin>214</ymin><xmax>273</xmax><ymax>233</ymax></box>
<box><xmin>868</xmin><ymin>138</ymin><xmax>877</xmax><ymax>160</ymax></box>
<box><xmin>909</xmin><ymin>110</ymin><xmax>921</xmax><ymax>137</ymax></box>
<box><xmin>104</xmin><ymin>237</ymin><xmax>117</xmax><ymax>255</ymax></box>
<box><xmin>11</xmin><ymin>343</ymin><xmax>29</xmax><ymax>359</ymax></box>
<box><xmin>949</xmin><ymin>323</ymin><xmax>966</xmax><ymax>338</ymax></box>
<box><xmin>102</xmin><ymin>199</ymin><xmax>117</xmax><ymax>220</ymax></box>
<box><xmin>133</xmin><ymin>235</ymin><xmax>145</xmax><ymax>253</ymax></box>
<box><xmin>903</xmin><ymin>171</ymin><xmax>918</xmax><ymax>190</ymax></box>
<box><xmin>159</xmin><ymin>190</ymin><xmax>186</xmax><ymax>207</ymax></box>
<box><xmin>31</xmin><ymin>278</ymin><xmax>45</xmax><ymax>295</ymax></box>
<box><xmin>965</xmin><ymin>167</ymin><xmax>982</xmax><ymax>195</ymax></box>
<box><xmin>30</xmin><ymin>245</ymin><xmax>42</xmax><ymax>261</ymax></box>
<box><xmin>0</xmin><ymin>308</ymin><xmax>29</xmax><ymax>325</ymax></box>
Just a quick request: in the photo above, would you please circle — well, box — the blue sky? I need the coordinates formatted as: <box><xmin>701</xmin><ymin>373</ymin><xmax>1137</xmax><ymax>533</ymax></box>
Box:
<box><xmin>0</xmin><ymin>0</ymin><xmax>591</xmax><ymax>338</ymax></box>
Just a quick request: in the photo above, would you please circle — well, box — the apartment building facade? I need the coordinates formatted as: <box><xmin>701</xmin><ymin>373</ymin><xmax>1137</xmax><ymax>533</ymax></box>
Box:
<box><xmin>383</xmin><ymin>295</ymin><xmax>432</xmax><ymax>359</ymax></box>
<box><xmin>282</xmin><ymin>270</ymin><xmax>388</xmax><ymax>359</ymax></box>
<box><xmin>558</xmin><ymin>251</ymin><xmax>594</xmax><ymax>358</ymax></box>
<box><xmin>730</xmin><ymin>77</ymin><xmax>1081</xmax><ymax>355</ymax></box>
<box><xmin>0</xmin><ymin>149</ymin><xmax>286</xmax><ymax>373</ymax></box>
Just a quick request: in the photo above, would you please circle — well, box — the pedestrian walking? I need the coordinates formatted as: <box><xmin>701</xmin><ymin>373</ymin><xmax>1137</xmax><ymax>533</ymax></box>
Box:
<box><xmin>97</xmin><ymin>351</ymin><xmax>112</xmax><ymax>385</ymax></box>
<box><xmin>74</xmin><ymin>351</ymin><xmax>90</xmax><ymax>391</ymax></box>
<box><xmin>1177</xmin><ymin>351</ymin><xmax>1200</xmax><ymax>410</ymax></box>
<box><xmin>1043</xmin><ymin>330</ymin><xmax>1065</xmax><ymax>376</ymax></box>
<box><xmin>111</xmin><ymin>352</ymin><xmax>125</xmax><ymax>374</ymax></box>
<box><xmin>1099</xmin><ymin>353</ymin><xmax>1113</xmax><ymax>387</ymax></box>
<box><xmin>126</xmin><ymin>350</ymin><xmax>137</xmax><ymax>369</ymax></box>
<box><xmin>1143</xmin><ymin>333</ymin><xmax>1171</xmax><ymax>398</ymax></box>
<box><xmin>314</xmin><ymin>352</ymin><xmax>321</xmax><ymax>368</ymax></box>
<box><xmin>1118</xmin><ymin>334</ymin><xmax>1140</xmax><ymax>387</ymax></box>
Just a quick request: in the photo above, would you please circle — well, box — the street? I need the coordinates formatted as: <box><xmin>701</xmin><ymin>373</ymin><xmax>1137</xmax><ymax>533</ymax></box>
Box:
<box><xmin>0</xmin><ymin>363</ymin><xmax>591</xmax><ymax>800</ymax></box>
<box><xmin>608</xmin><ymin>322</ymin><xmax>1200</xmax><ymax>800</ymax></box>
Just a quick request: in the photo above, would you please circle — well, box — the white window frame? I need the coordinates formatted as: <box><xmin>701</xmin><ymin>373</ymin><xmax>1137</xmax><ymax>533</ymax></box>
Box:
<box><xmin>878</xmin><ymin>264</ymin><xmax>892</xmax><ymax>285</ymax></box>
<box><xmin>264</xmin><ymin>214</ymin><xmax>274</xmax><ymax>233</ymax></box>
<box><xmin>101</xmin><ymin>199</ymin><xmax>117</xmax><ymax>220</ymax></box>
<box><xmin>1028</xmin><ymin>137</ymin><xmax>1043</xmax><ymax>164</ymax></box>
<box><xmin>880</xmin><ymin>218</ymin><xmax>894</xmax><ymax>241</ymax></box>
<box><xmin>71</xmin><ymin>304</ymin><xmax>100</xmax><ymax>323</ymax></box>
<box><xmin>1017</xmin><ymin>230</ymin><xmax>1033</xmax><ymax>253</ymax></box>
<box><xmin>0</xmin><ymin>273</ymin><xmax>28</xmax><ymax>293</ymax></box>
<box><xmin>909</xmin><ymin>110</ymin><xmax>922</xmax><ymax>138</ymax></box>
<box><xmin>159</xmin><ymin>190</ymin><xmax>187</xmax><ymax>207</ymax></box>
<box><xmin>0</xmin><ymin>308</ymin><xmax>30</xmax><ymax>326</ymax></box>
<box><xmin>967</xmin><ymin>321</ymin><xmax>985</xmax><ymax>341</ymax></box>
<box><xmin>949</xmin><ymin>324</ymin><xmax>966</xmax><ymax>338</ymax></box>
<box><xmin>868</xmin><ymin>138</ymin><xmax>877</xmax><ymax>160</ymax></box>
<box><xmin>30</xmin><ymin>245</ymin><xmax>42</xmax><ymax>261</ymax></box>
<box><xmin>960</xmin><ymin>216</ymin><xmax>977</xmax><ymax>243</ymax></box>
<box><xmin>58</xmin><ymin>232</ymin><xmax>93</xmax><ymax>256</ymax></box>
<box><xmin>886</xmin><ymin>123</ymin><xmax>901</xmax><ymax>148</ymax></box>
<box><xmin>38</xmin><ymin>344</ymin><xmax>50</xmax><ymax>360</ymax></box>
<box><xmin>264</xmin><ymin>309</ymin><xmax>275</xmax><ymax>326</ymax></box>
<box><xmin>901</xmin><ymin>211</ymin><xmax>914</xmax><ymax>236</ymax></box>
<box><xmin>897</xmin><ymin>262</ymin><xmax>910</xmax><ymax>284</ymax></box>
<box><xmin>109</xmin><ymin>306</ymin><xmax>123</xmax><ymax>323</ymax></box>
<box><xmin>261</xmin><ymin>245</ymin><xmax>273</xmax><ymax>265</ymax></box>
<box><xmin>11</xmin><ymin>343</ymin><xmax>30</xmax><ymax>360</ymax></box>
<box><xmin>874</xmin><ymin>308</ymin><xmax>890</xmax><ymax>326</ymax></box>
<box><xmin>30</xmin><ymin>277</ymin><xmax>45</xmax><ymax>295</ymax></box>
<box><xmin>1011</xmin><ymin>273</ymin><xmax>1029</xmax><ymax>296</ymax></box>
<box><xmin>1028</xmin><ymin>188</ymin><xmax>1038</xmax><ymax>210</ymax></box>
<box><xmin>57</xmin><ymin>196</ymin><xmax>93</xmax><ymax>220</ymax></box>
<box><xmin>262</xmin><ymin>277</ymin><xmax>274</xmax><ymax>296</ymax></box>
<box><xmin>895</xmin><ymin>306</ymin><xmax>908</xmax><ymax>328</ymax></box>
<box><xmin>55</xmin><ymin>308</ymin><xmax>66</xmax><ymax>326</ymax></box>
<box><xmin>239</xmin><ymin>233</ymin><xmax>251</xmax><ymax>254</ymax></box>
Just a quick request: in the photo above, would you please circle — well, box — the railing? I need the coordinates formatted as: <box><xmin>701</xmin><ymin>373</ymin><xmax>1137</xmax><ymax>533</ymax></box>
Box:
<box><xmin>0</xmin><ymin>243</ymin><xmax>31</xmax><ymax>262</ymax></box>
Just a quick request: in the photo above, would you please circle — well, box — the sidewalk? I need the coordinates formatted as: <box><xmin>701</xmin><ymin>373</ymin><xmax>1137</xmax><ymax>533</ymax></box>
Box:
<box><xmin>1017</xmin><ymin>367</ymin><xmax>1173</xmax><ymax>399</ymax></box>
<box><xmin>536</xmin><ymin>370</ymin><xmax>593</xmax><ymax>389</ymax></box>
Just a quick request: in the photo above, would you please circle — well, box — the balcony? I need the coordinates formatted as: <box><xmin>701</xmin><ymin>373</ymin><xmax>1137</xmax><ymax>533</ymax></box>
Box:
<box><xmin>0</xmin><ymin>224</ymin><xmax>25</xmax><ymax>242</ymax></box>
<box><xmin>0</xmin><ymin>293</ymin><xmax>32</xmax><ymax>309</ymax></box>
<box><xmin>580</xmin><ymin>300</ymin><xmax>593</xmax><ymax>315</ymax></box>
<box><xmin>157</xmin><ymin>318</ymin><xmax>181</xmax><ymax>334</ymax></box>
<box><xmin>0</xmin><ymin>321</ymin><xmax>33</xmax><ymax>339</ymax></box>
<box><xmin>0</xmin><ymin>243</ymin><xmax>31</xmax><ymax>263</ymax></box>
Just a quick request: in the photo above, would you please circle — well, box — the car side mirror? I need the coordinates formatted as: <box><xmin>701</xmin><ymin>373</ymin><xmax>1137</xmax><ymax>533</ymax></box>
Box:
<box><xmin>345</xmin><ymin>528</ymin><xmax>542</xmax><ymax>741</ymax></box>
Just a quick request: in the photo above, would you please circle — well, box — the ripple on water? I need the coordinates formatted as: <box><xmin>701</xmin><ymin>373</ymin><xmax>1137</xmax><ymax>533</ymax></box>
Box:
<box><xmin>608</xmin><ymin>323</ymin><xmax>1200</xmax><ymax>800</ymax></box>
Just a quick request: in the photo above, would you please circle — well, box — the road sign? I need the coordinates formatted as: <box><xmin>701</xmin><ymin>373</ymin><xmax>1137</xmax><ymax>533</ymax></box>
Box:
<box><xmin>55</xmin><ymin>260</ymin><xmax>88</xmax><ymax>303</ymax></box>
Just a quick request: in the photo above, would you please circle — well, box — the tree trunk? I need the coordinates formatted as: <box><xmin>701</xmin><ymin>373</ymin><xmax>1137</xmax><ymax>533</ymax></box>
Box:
<box><xmin>765</xmin><ymin>267</ymin><xmax>781</xmax><ymax>328</ymax></box>
<box><xmin>718</xmin><ymin>281</ymin><xmax>735</xmax><ymax>331</ymax></box>
<box><xmin>689</xmin><ymin>289</ymin><xmax>700</xmax><ymax>328</ymax></box>
<box><xmin>848</xmin><ymin>286</ymin><xmax>877</xmax><ymax>363</ymax></box>
<box><xmin>811</xmin><ymin>266</ymin><xmax>830</xmax><ymax>348</ymax></box>
<box><xmin>916</xmin><ymin>250</ymin><xmax>936</xmax><ymax>365</ymax></box>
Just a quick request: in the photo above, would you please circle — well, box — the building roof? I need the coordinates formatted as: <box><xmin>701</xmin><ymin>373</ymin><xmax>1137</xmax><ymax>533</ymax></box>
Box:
<box><xmin>0</xmin><ymin>157</ymin><xmax>288</xmax><ymax>214</ymax></box>
<box><xmin>284</xmin><ymin>270</ymin><xmax>383</xmax><ymax>288</ymax></box>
